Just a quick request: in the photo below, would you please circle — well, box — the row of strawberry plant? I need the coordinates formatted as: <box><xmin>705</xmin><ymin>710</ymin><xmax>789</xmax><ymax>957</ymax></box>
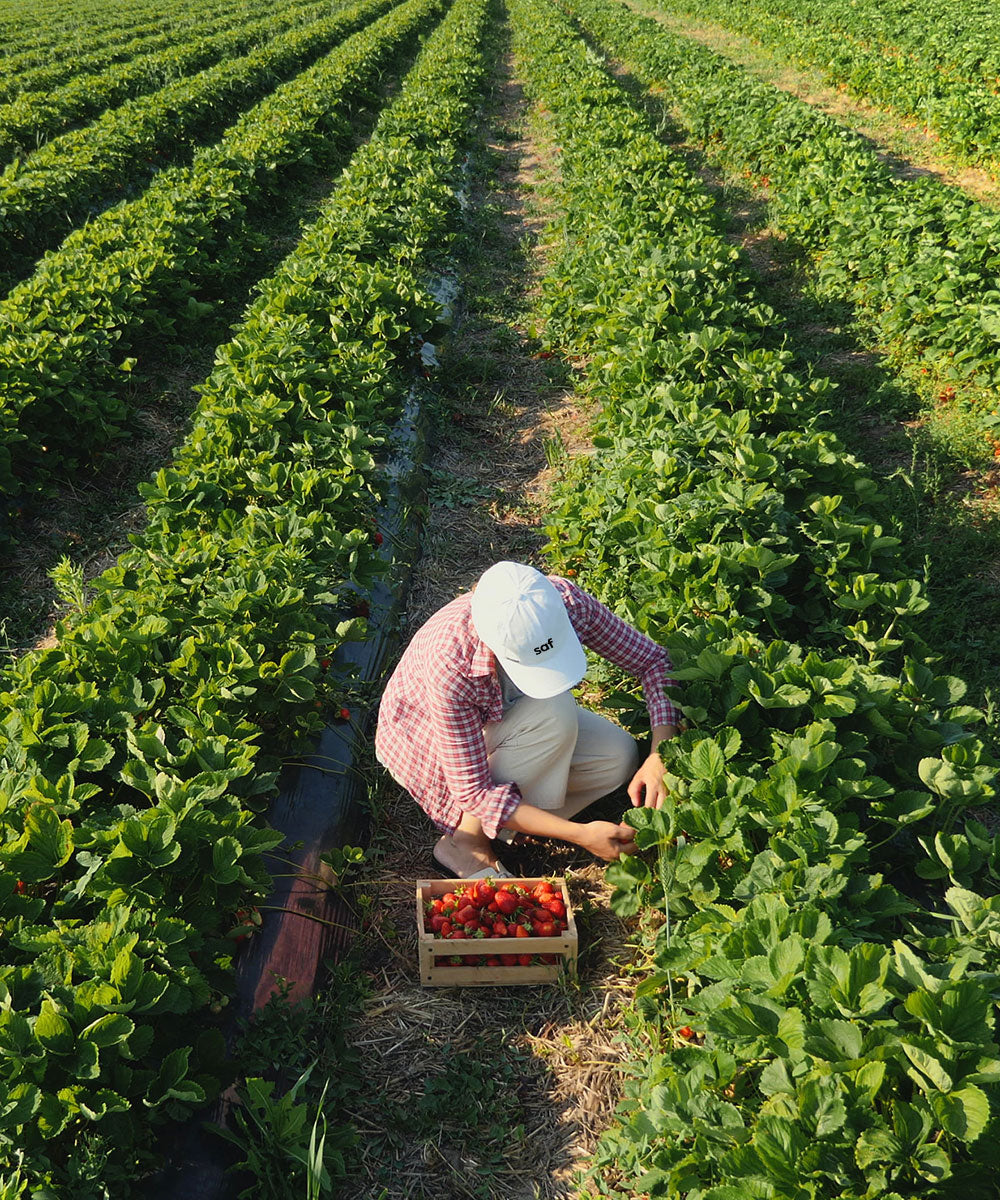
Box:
<box><xmin>0</xmin><ymin>0</ymin><xmax>490</xmax><ymax>1188</ymax></box>
<box><xmin>511</xmin><ymin>0</ymin><xmax>1000</xmax><ymax>1194</ymax></box>
<box><xmin>0</xmin><ymin>0</ymin><xmax>428</xmax><ymax>527</ymax></box>
<box><xmin>0</xmin><ymin>0</ymin><xmax>380</xmax><ymax>279</ymax></box>
<box><xmin>568</xmin><ymin>0</ymin><xmax>1000</xmax><ymax>436</ymax></box>
<box><xmin>0</xmin><ymin>0</ymin><xmax>278</xmax><ymax>103</ymax></box>
<box><xmin>659</xmin><ymin>0</ymin><xmax>1000</xmax><ymax>94</ymax></box>
<box><xmin>0</xmin><ymin>0</ymin><xmax>174</xmax><ymax>60</ymax></box>
<box><xmin>1</xmin><ymin>11</ymin><xmax>176</xmax><ymax>92</ymax></box>
<box><xmin>0</xmin><ymin>0</ymin><xmax>324</xmax><ymax>166</ymax></box>
<box><xmin>652</xmin><ymin>0</ymin><xmax>1000</xmax><ymax>165</ymax></box>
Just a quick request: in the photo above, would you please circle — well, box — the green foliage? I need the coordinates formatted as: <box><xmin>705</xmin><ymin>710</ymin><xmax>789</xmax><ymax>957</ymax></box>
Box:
<box><xmin>211</xmin><ymin>1064</ymin><xmax>344</xmax><ymax>1199</ymax></box>
<box><xmin>0</xmin><ymin>0</ymin><xmax>491</xmax><ymax>1187</ymax></box>
<box><xmin>510</xmin><ymin>0</ymin><xmax>1000</xmax><ymax>1193</ymax></box>
<box><xmin>566</xmin><ymin>0</ymin><xmax>1000</xmax><ymax>449</ymax></box>
<box><xmin>659</xmin><ymin>0</ymin><xmax>1000</xmax><ymax>165</ymax></box>
<box><xmin>0</xmin><ymin>0</ymin><xmax>440</xmax><ymax>513</ymax></box>
<box><xmin>0</xmin><ymin>0</ymin><xmax>390</xmax><ymax>281</ymax></box>
<box><xmin>0</xmin><ymin>0</ymin><xmax>325</xmax><ymax>165</ymax></box>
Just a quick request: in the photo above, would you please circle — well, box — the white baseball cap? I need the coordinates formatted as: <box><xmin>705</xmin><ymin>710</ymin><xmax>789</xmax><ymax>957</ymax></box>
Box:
<box><xmin>470</xmin><ymin>562</ymin><xmax>587</xmax><ymax>699</ymax></box>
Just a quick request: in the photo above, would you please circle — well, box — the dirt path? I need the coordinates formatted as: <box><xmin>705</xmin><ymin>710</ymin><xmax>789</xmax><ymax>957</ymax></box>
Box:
<box><xmin>336</xmin><ymin>44</ymin><xmax>642</xmax><ymax>1200</ymax></box>
<box><xmin>628</xmin><ymin>0</ymin><xmax>1000</xmax><ymax>207</ymax></box>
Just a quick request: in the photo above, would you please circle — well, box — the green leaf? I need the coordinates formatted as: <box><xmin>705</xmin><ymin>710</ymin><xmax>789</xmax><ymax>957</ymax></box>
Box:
<box><xmin>34</xmin><ymin>999</ymin><xmax>73</xmax><ymax>1055</ymax></box>
<box><xmin>145</xmin><ymin>1046</ymin><xmax>204</xmax><ymax>1108</ymax></box>
<box><xmin>901</xmin><ymin>1042</ymin><xmax>953</xmax><ymax>1093</ymax></box>
<box><xmin>24</xmin><ymin>803</ymin><xmax>74</xmax><ymax>871</ymax></box>
<box><xmin>918</xmin><ymin>757</ymin><xmax>988</xmax><ymax>801</ymax></box>
<box><xmin>777</xmin><ymin>1007</ymin><xmax>806</xmax><ymax>1055</ymax></box>
<box><xmin>79</xmin><ymin>1013</ymin><xmax>135</xmax><ymax>1049</ymax></box>
<box><xmin>77</xmin><ymin>738</ymin><xmax>114</xmax><ymax>772</ymax></box>
<box><xmin>799</xmin><ymin>1076</ymin><xmax>847</xmax><ymax>1138</ymax></box>
<box><xmin>78</xmin><ymin>1088</ymin><xmax>130</xmax><ymax>1121</ymax></box>
<box><xmin>904</xmin><ymin>980</ymin><xmax>991</xmax><ymax>1043</ymax></box>
<box><xmin>931</xmin><ymin>1084</ymin><xmax>990</xmax><ymax>1143</ymax></box>
<box><xmin>855</xmin><ymin>1125</ymin><xmax>903</xmax><ymax>1170</ymax></box>
<box><xmin>753</xmin><ymin>1115</ymin><xmax>807</xmax><ymax>1188</ymax></box>
<box><xmin>690</xmin><ymin>738</ymin><xmax>725</xmax><ymax>779</ymax></box>
<box><xmin>211</xmin><ymin>836</ymin><xmax>243</xmax><ymax>885</ymax></box>
<box><xmin>853</xmin><ymin>1060</ymin><xmax>886</xmax><ymax>1103</ymax></box>
<box><xmin>806</xmin><ymin>1018</ymin><xmax>862</xmax><ymax>1063</ymax></box>
<box><xmin>759</xmin><ymin>1057</ymin><xmax>794</xmax><ymax>1098</ymax></box>
<box><xmin>913</xmin><ymin>1142</ymin><xmax>951</xmax><ymax>1182</ymax></box>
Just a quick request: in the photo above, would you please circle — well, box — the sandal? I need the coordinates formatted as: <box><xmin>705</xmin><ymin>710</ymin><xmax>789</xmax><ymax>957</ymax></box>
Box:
<box><xmin>493</xmin><ymin>830</ymin><xmax>533</xmax><ymax>848</ymax></box>
<box><xmin>431</xmin><ymin>851</ymin><xmax>514</xmax><ymax>880</ymax></box>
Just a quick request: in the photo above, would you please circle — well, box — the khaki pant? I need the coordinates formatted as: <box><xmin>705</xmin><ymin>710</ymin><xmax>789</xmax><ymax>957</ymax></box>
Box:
<box><xmin>484</xmin><ymin>691</ymin><xmax>640</xmax><ymax>817</ymax></box>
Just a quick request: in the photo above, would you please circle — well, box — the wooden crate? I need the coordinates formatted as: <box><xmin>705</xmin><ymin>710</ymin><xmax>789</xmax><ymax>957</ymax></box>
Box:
<box><xmin>416</xmin><ymin>876</ymin><xmax>578</xmax><ymax>987</ymax></box>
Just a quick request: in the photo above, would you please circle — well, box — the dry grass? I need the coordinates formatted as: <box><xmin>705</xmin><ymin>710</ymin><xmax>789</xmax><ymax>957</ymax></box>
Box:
<box><xmin>343</xmin><ymin>841</ymin><xmax>638</xmax><ymax>1199</ymax></box>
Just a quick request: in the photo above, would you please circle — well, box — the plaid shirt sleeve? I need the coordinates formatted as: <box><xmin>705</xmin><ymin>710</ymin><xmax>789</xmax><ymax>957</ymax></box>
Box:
<box><xmin>553</xmin><ymin>576</ymin><xmax>681</xmax><ymax>729</ymax></box>
<box><xmin>421</xmin><ymin>642</ymin><xmax>522</xmax><ymax>841</ymax></box>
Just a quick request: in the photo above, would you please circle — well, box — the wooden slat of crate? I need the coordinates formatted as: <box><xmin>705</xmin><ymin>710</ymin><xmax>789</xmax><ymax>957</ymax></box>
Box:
<box><xmin>416</xmin><ymin>876</ymin><xmax>578</xmax><ymax>987</ymax></box>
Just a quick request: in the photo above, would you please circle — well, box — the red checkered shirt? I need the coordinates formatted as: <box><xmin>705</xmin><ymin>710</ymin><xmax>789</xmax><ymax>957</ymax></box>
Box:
<box><xmin>374</xmin><ymin>575</ymin><xmax>679</xmax><ymax>838</ymax></box>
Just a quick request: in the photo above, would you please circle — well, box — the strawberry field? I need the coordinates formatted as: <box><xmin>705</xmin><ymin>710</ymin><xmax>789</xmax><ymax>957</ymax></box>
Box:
<box><xmin>2</xmin><ymin>0</ymin><xmax>1000</xmax><ymax>1194</ymax></box>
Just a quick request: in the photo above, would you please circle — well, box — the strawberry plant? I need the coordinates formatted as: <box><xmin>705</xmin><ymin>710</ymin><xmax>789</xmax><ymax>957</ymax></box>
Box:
<box><xmin>654</xmin><ymin>0</ymin><xmax>1000</xmax><ymax>165</ymax></box>
<box><xmin>0</xmin><ymin>0</ymin><xmax>492</xmax><ymax>1186</ymax></box>
<box><xmin>510</xmin><ymin>0</ymin><xmax>1000</xmax><ymax>1191</ymax></box>
<box><xmin>0</xmin><ymin>0</ymin><xmax>324</xmax><ymax>164</ymax></box>
<box><xmin>0</xmin><ymin>0</ymin><xmax>379</xmax><ymax>281</ymax></box>
<box><xmin>0</xmin><ymin>0</ymin><xmax>444</xmax><ymax>522</ymax></box>
<box><xmin>565</xmin><ymin>0</ymin><xmax>1000</xmax><ymax>444</ymax></box>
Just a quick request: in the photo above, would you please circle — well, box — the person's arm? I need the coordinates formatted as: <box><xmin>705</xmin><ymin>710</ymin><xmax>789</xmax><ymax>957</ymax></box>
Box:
<box><xmin>554</xmin><ymin>577</ymin><xmax>681</xmax><ymax>810</ymax></box>
<box><xmin>501</xmin><ymin>802</ymin><xmax>637</xmax><ymax>859</ymax></box>
<box><xmin>627</xmin><ymin>722</ymin><xmax>677</xmax><ymax>809</ymax></box>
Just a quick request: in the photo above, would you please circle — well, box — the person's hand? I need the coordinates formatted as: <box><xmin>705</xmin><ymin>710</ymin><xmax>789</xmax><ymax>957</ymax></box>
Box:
<box><xmin>628</xmin><ymin>752</ymin><xmax>667</xmax><ymax>809</ymax></box>
<box><xmin>581</xmin><ymin>820</ymin><xmax>638</xmax><ymax>860</ymax></box>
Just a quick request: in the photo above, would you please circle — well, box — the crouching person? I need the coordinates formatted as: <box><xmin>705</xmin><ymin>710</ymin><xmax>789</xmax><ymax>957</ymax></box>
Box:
<box><xmin>375</xmin><ymin>561</ymin><xmax>680</xmax><ymax>878</ymax></box>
